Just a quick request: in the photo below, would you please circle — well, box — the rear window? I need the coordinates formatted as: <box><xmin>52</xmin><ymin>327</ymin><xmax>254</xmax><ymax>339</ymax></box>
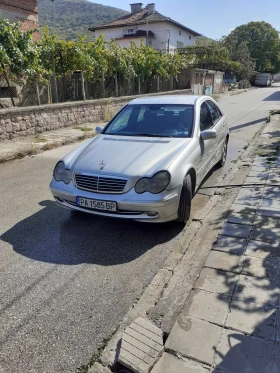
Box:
<box><xmin>104</xmin><ymin>104</ymin><xmax>194</xmax><ymax>138</ymax></box>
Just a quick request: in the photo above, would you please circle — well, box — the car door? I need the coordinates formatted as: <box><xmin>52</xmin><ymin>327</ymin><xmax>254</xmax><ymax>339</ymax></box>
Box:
<box><xmin>206</xmin><ymin>100</ymin><xmax>226</xmax><ymax>165</ymax></box>
<box><xmin>196</xmin><ymin>101</ymin><xmax>215</xmax><ymax>184</ymax></box>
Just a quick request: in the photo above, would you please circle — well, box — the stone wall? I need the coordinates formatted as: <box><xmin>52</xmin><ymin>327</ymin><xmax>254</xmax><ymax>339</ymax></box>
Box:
<box><xmin>0</xmin><ymin>89</ymin><xmax>193</xmax><ymax>140</ymax></box>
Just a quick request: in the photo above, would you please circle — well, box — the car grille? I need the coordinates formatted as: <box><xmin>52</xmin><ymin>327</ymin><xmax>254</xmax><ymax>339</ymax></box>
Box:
<box><xmin>74</xmin><ymin>174</ymin><xmax>128</xmax><ymax>194</ymax></box>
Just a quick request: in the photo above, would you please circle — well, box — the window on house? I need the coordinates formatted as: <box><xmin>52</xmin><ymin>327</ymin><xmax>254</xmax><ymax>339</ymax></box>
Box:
<box><xmin>124</xmin><ymin>28</ymin><xmax>136</xmax><ymax>35</ymax></box>
<box><xmin>189</xmin><ymin>35</ymin><xmax>192</xmax><ymax>40</ymax></box>
<box><xmin>177</xmin><ymin>41</ymin><xmax>184</xmax><ymax>49</ymax></box>
<box><xmin>179</xmin><ymin>30</ymin><xmax>182</xmax><ymax>35</ymax></box>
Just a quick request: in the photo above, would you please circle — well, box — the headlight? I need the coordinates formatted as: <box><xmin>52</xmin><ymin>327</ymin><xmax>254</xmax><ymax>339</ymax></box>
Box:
<box><xmin>53</xmin><ymin>161</ymin><xmax>72</xmax><ymax>184</ymax></box>
<box><xmin>135</xmin><ymin>171</ymin><xmax>170</xmax><ymax>194</ymax></box>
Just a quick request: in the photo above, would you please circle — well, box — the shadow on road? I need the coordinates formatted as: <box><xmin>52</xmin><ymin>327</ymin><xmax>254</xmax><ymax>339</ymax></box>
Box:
<box><xmin>230</xmin><ymin>117</ymin><xmax>267</xmax><ymax>132</ymax></box>
<box><xmin>263</xmin><ymin>91</ymin><xmax>280</xmax><ymax>101</ymax></box>
<box><xmin>1</xmin><ymin>200</ymin><xmax>183</xmax><ymax>266</ymax></box>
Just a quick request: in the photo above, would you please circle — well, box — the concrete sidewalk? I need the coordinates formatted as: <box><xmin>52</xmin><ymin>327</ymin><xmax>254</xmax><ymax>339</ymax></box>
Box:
<box><xmin>151</xmin><ymin>115</ymin><xmax>280</xmax><ymax>373</ymax></box>
<box><xmin>0</xmin><ymin>122</ymin><xmax>103</xmax><ymax>163</ymax></box>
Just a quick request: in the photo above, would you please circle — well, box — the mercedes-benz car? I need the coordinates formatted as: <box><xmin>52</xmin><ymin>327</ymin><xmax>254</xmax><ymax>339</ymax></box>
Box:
<box><xmin>50</xmin><ymin>95</ymin><xmax>229</xmax><ymax>223</ymax></box>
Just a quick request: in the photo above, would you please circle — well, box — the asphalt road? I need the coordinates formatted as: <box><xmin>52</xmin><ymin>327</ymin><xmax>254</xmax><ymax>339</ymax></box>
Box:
<box><xmin>0</xmin><ymin>85</ymin><xmax>279</xmax><ymax>373</ymax></box>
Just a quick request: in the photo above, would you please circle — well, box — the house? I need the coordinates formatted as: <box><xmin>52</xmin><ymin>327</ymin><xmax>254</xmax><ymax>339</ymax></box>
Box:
<box><xmin>89</xmin><ymin>3</ymin><xmax>201</xmax><ymax>52</ymax></box>
<box><xmin>0</xmin><ymin>0</ymin><xmax>39</xmax><ymax>40</ymax></box>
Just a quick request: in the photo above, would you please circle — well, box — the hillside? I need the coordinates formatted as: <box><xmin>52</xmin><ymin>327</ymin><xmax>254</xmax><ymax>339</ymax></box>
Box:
<box><xmin>37</xmin><ymin>0</ymin><xmax>128</xmax><ymax>40</ymax></box>
<box><xmin>195</xmin><ymin>36</ymin><xmax>218</xmax><ymax>46</ymax></box>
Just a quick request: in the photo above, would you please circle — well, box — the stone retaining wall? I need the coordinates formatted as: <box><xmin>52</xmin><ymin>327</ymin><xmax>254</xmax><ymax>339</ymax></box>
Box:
<box><xmin>0</xmin><ymin>89</ymin><xmax>192</xmax><ymax>140</ymax></box>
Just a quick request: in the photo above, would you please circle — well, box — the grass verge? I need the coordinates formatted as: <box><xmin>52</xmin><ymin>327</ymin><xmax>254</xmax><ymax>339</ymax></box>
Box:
<box><xmin>35</xmin><ymin>138</ymin><xmax>48</xmax><ymax>143</ymax></box>
<box><xmin>0</xmin><ymin>132</ymin><xmax>94</xmax><ymax>164</ymax></box>
<box><xmin>73</xmin><ymin>126</ymin><xmax>94</xmax><ymax>132</ymax></box>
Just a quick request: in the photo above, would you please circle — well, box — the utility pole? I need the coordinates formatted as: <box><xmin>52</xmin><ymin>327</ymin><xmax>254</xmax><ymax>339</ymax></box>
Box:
<box><xmin>167</xmin><ymin>30</ymin><xmax>170</xmax><ymax>53</ymax></box>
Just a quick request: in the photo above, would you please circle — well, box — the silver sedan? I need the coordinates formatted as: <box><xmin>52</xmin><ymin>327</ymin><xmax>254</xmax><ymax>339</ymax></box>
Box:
<box><xmin>50</xmin><ymin>95</ymin><xmax>229</xmax><ymax>223</ymax></box>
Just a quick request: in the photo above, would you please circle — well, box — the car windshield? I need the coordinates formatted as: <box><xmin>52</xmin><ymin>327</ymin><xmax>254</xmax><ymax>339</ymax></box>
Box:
<box><xmin>104</xmin><ymin>104</ymin><xmax>194</xmax><ymax>138</ymax></box>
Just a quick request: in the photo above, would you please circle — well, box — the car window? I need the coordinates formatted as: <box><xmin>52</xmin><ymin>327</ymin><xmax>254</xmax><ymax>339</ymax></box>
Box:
<box><xmin>104</xmin><ymin>104</ymin><xmax>194</xmax><ymax>138</ymax></box>
<box><xmin>109</xmin><ymin>107</ymin><xmax>133</xmax><ymax>132</ymax></box>
<box><xmin>206</xmin><ymin>100</ymin><xmax>221</xmax><ymax>125</ymax></box>
<box><xmin>200</xmin><ymin>102</ymin><xmax>213</xmax><ymax>131</ymax></box>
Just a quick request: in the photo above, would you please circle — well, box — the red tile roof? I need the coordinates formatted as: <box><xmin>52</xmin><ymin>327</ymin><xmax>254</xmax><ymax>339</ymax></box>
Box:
<box><xmin>89</xmin><ymin>9</ymin><xmax>201</xmax><ymax>36</ymax></box>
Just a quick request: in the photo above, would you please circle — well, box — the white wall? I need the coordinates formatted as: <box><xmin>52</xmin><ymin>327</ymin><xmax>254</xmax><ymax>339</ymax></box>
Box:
<box><xmin>94</xmin><ymin>21</ymin><xmax>197</xmax><ymax>51</ymax></box>
<box><xmin>150</xmin><ymin>22</ymin><xmax>196</xmax><ymax>51</ymax></box>
<box><xmin>115</xmin><ymin>38</ymin><xmax>144</xmax><ymax>48</ymax></box>
<box><xmin>95</xmin><ymin>26</ymin><xmax>124</xmax><ymax>40</ymax></box>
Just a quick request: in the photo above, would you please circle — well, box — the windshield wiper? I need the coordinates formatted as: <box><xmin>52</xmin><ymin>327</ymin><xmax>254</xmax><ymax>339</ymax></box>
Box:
<box><xmin>129</xmin><ymin>133</ymin><xmax>173</xmax><ymax>138</ymax></box>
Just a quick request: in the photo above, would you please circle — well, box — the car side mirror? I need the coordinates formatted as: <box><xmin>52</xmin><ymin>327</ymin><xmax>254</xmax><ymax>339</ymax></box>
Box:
<box><xmin>95</xmin><ymin>126</ymin><xmax>104</xmax><ymax>134</ymax></box>
<box><xmin>200</xmin><ymin>129</ymin><xmax>217</xmax><ymax>141</ymax></box>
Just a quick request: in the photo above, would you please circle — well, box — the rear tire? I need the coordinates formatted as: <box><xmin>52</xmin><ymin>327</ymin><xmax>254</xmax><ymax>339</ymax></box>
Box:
<box><xmin>177</xmin><ymin>174</ymin><xmax>192</xmax><ymax>224</ymax></box>
<box><xmin>218</xmin><ymin>139</ymin><xmax>228</xmax><ymax>167</ymax></box>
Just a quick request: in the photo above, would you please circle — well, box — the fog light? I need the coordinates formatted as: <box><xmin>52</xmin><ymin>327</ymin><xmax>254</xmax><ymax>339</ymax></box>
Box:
<box><xmin>147</xmin><ymin>211</ymin><xmax>157</xmax><ymax>217</ymax></box>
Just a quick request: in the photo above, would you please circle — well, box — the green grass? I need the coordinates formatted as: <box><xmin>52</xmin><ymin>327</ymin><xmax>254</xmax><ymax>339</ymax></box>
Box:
<box><xmin>35</xmin><ymin>137</ymin><xmax>48</xmax><ymax>143</ymax></box>
<box><xmin>73</xmin><ymin>126</ymin><xmax>93</xmax><ymax>132</ymax></box>
<box><xmin>252</xmin><ymin>131</ymin><xmax>258</xmax><ymax>139</ymax></box>
<box><xmin>270</xmin><ymin>110</ymin><xmax>280</xmax><ymax>115</ymax></box>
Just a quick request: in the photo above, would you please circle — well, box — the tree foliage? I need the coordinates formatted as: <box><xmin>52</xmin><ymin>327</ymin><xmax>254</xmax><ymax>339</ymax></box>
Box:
<box><xmin>223</xmin><ymin>21</ymin><xmax>280</xmax><ymax>73</ymax></box>
<box><xmin>37</xmin><ymin>31</ymin><xmax>189</xmax><ymax>83</ymax></box>
<box><xmin>1</xmin><ymin>15</ymin><xmax>280</xmax><ymax>98</ymax></box>
<box><xmin>0</xmin><ymin>17</ymin><xmax>39</xmax><ymax>81</ymax></box>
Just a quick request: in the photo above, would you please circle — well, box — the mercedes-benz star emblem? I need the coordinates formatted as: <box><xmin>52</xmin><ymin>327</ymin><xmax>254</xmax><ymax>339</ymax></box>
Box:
<box><xmin>99</xmin><ymin>160</ymin><xmax>106</xmax><ymax>170</ymax></box>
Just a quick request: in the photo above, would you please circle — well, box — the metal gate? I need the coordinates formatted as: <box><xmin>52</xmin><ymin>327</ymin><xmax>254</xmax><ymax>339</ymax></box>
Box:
<box><xmin>194</xmin><ymin>72</ymin><xmax>204</xmax><ymax>95</ymax></box>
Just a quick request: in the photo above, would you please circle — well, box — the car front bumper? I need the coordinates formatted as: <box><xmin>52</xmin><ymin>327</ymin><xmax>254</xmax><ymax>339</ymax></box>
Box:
<box><xmin>50</xmin><ymin>180</ymin><xmax>181</xmax><ymax>223</ymax></box>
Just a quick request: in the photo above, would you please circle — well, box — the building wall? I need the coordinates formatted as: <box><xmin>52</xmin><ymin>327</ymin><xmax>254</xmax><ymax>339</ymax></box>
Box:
<box><xmin>115</xmin><ymin>37</ymin><xmax>144</xmax><ymax>48</ymax></box>
<box><xmin>151</xmin><ymin>22</ymin><xmax>196</xmax><ymax>51</ymax></box>
<box><xmin>94</xmin><ymin>21</ymin><xmax>197</xmax><ymax>51</ymax></box>
<box><xmin>95</xmin><ymin>26</ymin><xmax>125</xmax><ymax>41</ymax></box>
<box><xmin>0</xmin><ymin>0</ymin><xmax>39</xmax><ymax>40</ymax></box>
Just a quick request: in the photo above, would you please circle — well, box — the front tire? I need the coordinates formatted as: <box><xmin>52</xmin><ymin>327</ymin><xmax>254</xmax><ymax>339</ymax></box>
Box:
<box><xmin>218</xmin><ymin>139</ymin><xmax>228</xmax><ymax>167</ymax></box>
<box><xmin>177</xmin><ymin>174</ymin><xmax>192</xmax><ymax>224</ymax></box>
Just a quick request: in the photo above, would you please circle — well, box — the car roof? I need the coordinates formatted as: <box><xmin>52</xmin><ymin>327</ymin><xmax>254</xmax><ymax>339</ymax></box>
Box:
<box><xmin>128</xmin><ymin>95</ymin><xmax>201</xmax><ymax>105</ymax></box>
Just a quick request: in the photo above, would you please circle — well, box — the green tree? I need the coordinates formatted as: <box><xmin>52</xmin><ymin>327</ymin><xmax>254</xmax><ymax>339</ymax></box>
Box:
<box><xmin>227</xmin><ymin>41</ymin><xmax>256</xmax><ymax>80</ymax></box>
<box><xmin>224</xmin><ymin>22</ymin><xmax>280</xmax><ymax>73</ymax></box>
<box><xmin>0</xmin><ymin>17</ymin><xmax>39</xmax><ymax>105</ymax></box>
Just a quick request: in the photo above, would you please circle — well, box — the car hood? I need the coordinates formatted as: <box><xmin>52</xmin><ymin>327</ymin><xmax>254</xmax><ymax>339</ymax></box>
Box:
<box><xmin>64</xmin><ymin>135</ymin><xmax>191</xmax><ymax>178</ymax></box>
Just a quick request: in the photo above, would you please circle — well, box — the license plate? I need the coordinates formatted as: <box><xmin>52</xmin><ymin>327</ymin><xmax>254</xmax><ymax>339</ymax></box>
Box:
<box><xmin>77</xmin><ymin>197</ymin><xmax>117</xmax><ymax>211</ymax></box>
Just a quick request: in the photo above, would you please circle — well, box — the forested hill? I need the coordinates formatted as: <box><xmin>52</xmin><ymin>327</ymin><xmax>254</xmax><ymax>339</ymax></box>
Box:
<box><xmin>37</xmin><ymin>0</ymin><xmax>128</xmax><ymax>40</ymax></box>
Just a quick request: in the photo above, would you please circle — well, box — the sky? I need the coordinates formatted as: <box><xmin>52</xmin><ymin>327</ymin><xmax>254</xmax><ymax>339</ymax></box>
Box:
<box><xmin>88</xmin><ymin>0</ymin><xmax>280</xmax><ymax>39</ymax></box>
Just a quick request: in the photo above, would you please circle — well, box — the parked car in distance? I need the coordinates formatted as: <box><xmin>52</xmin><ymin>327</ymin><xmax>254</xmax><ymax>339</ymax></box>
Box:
<box><xmin>50</xmin><ymin>95</ymin><xmax>229</xmax><ymax>224</ymax></box>
<box><xmin>255</xmin><ymin>73</ymin><xmax>272</xmax><ymax>87</ymax></box>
